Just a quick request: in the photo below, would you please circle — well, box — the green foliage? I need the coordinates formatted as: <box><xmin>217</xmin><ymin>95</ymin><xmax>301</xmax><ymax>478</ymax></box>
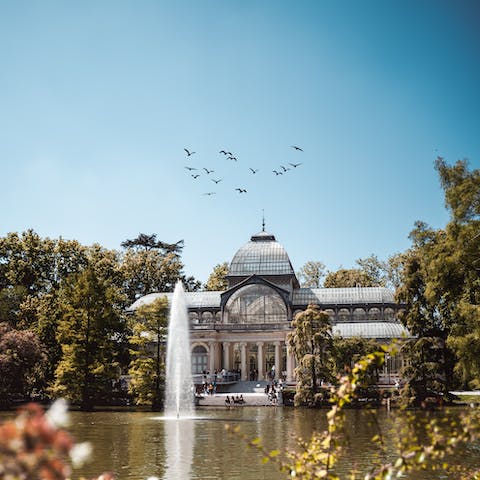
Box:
<box><xmin>323</xmin><ymin>268</ymin><xmax>375</xmax><ymax>288</ymax></box>
<box><xmin>35</xmin><ymin>291</ymin><xmax>65</xmax><ymax>387</ymax></box>
<box><xmin>0</xmin><ymin>285</ymin><xmax>28</xmax><ymax>327</ymax></box>
<box><xmin>229</xmin><ymin>345</ymin><xmax>480</xmax><ymax>479</ymax></box>
<box><xmin>120</xmin><ymin>245</ymin><xmax>200</xmax><ymax>302</ymax></box>
<box><xmin>0</xmin><ymin>231</ymin><xmax>87</xmax><ymax>297</ymax></box>
<box><xmin>287</xmin><ymin>305</ymin><xmax>335</xmax><ymax>406</ymax></box>
<box><xmin>324</xmin><ymin>255</ymin><xmax>393</xmax><ymax>288</ymax></box>
<box><xmin>204</xmin><ymin>262</ymin><xmax>228</xmax><ymax>291</ymax></box>
<box><xmin>121</xmin><ymin>233</ymin><xmax>184</xmax><ymax>254</ymax></box>
<box><xmin>52</xmin><ymin>249</ymin><xmax>126</xmax><ymax>409</ymax></box>
<box><xmin>0</xmin><ymin>229</ymin><xmax>199</xmax><ymax>403</ymax></box>
<box><xmin>435</xmin><ymin>156</ymin><xmax>480</xmax><ymax>223</ymax></box>
<box><xmin>355</xmin><ymin>254</ymin><xmax>388</xmax><ymax>287</ymax></box>
<box><xmin>128</xmin><ymin>297</ymin><xmax>169</xmax><ymax>409</ymax></box>
<box><xmin>333</xmin><ymin>336</ymin><xmax>381</xmax><ymax>382</ymax></box>
<box><xmin>297</xmin><ymin>261</ymin><xmax>326</xmax><ymax>288</ymax></box>
<box><xmin>397</xmin><ymin>159</ymin><xmax>480</xmax><ymax>397</ymax></box>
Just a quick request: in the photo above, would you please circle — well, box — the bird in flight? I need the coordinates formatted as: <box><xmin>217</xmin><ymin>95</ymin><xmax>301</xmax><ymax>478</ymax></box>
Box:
<box><xmin>290</xmin><ymin>145</ymin><xmax>303</xmax><ymax>151</ymax></box>
<box><xmin>203</xmin><ymin>192</ymin><xmax>216</xmax><ymax>196</ymax></box>
<box><xmin>219</xmin><ymin>150</ymin><xmax>228</xmax><ymax>155</ymax></box>
<box><xmin>289</xmin><ymin>162</ymin><xmax>303</xmax><ymax>168</ymax></box>
<box><xmin>249</xmin><ymin>168</ymin><xmax>259</xmax><ymax>174</ymax></box>
<box><xmin>272</xmin><ymin>170</ymin><xmax>283</xmax><ymax>176</ymax></box>
<box><xmin>203</xmin><ymin>168</ymin><xmax>214</xmax><ymax>174</ymax></box>
<box><xmin>280</xmin><ymin>165</ymin><xmax>290</xmax><ymax>172</ymax></box>
<box><xmin>235</xmin><ymin>188</ymin><xmax>247</xmax><ymax>193</ymax></box>
<box><xmin>185</xmin><ymin>166</ymin><xmax>197</xmax><ymax>171</ymax></box>
<box><xmin>211</xmin><ymin>178</ymin><xmax>223</xmax><ymax>184</ymax></box>
<box><xmin>227</xmin><ymin>156</ymin><xmax>237</xmax><ymax>161</ymax></box>
<box><xmin>191</xmin><ymin>174</ymin><xmax>200</xmax><ymax>179</ymax></box>
<box><xmin>184</xmin><ymin>148</ymin><xmax>196</xmax><ymax>156</ymax></box>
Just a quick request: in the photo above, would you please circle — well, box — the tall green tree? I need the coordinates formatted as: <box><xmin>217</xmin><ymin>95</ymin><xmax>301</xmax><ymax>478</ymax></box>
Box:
<box><xmin>128</xmin><ymin>297</ymin><xmax>169</xmax><ymax>409</ymax></box>
<box><xmin>35</xmin><ymin>291</ymin><xmax>65</xmax><ymax>387</ymax></box>
<box><xmin>204</xmin><ymin>262</ymin><xmax>228</xmax><ymax>291</ymax></box>
<box><xmin>287</xmin><ymin>304</ymin><xmax>335</xmax><ymax>406</ymax></box>
<box><xmin>396</xmin><ymin>223</ymin><xmax>455</xmax><ymax>405</ymax></box>
<box><xmin>399</xmin><ymin>157</ymin><xmax>480</xmax><ymax>390</ymax></box>
<box><xmin>355</xmin><ymin>254</ymin><xmax>388</xmax><ymax>287</ymax></box>
<box><xmin>396</xmin><ymin>158</ymin><xmax>480</xmax><ymax>398</ymax></box>
<box><xmin>0</xmin><ymin>232</ymin><xmax>87</xmax><ymax>329</ymax></box>
<box><xmin>52</xmin><ymin>248</ymin><xmax>125</xmax><ymax>410</ymax></box>
<box><xmin>0</xmin><ymin>230</ymin><xmax>56</xmax><ymax>294</ymax></box>
<box><xmin>297</xmin><ymin>261</ymin><xmax>326</xmax><ymax>288</ymax></box>
<box><xmin>121</xmin><ymin>234</ymin><xmax>200</xmax><ymax>303</ymax></box>
<box><xmin>431</xmin><ymin>158</ymin><xmax>480</xmax><ymax>388</ymax></box>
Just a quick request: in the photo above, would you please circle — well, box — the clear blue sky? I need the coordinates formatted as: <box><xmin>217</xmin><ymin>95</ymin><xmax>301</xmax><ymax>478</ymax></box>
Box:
<box><xmin>1</xmin><ymin>1</ymin><xmax>479</xmax><ymax>283</ymax></box>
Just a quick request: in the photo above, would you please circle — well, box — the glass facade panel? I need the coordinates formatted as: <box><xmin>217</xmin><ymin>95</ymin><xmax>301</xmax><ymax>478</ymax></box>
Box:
<box><xmin>192</xmin><ymin>345</ymin><xmax>207</xmax><ymax>374</ymax></box>
<box><xmin>353</xmin><ymin>308</ymin><xmax>366</xmax><ymax>321</ymax></box>
<box><xmin>384</xmin><ymin>308</ymin><xmax>395</xmax><ymax>320</ymax></box>
<box><xmin>201</xmin><ymin>311</ymin><xmax>213</xmax><ymax>323</ymax></box>
<box><xmin>225</xmin><ymin>284</ymin><xmax>287</xmax><ymax>324</ymax></box>
<box><xmin>324</xmin><ymin>309</ymin><xmax>336</xmax><ymax>320</ymax></box>
<box><xmin>338</xmin><ymin>308</ymin><xmax>350</xmax><ymax>322</ymax></box>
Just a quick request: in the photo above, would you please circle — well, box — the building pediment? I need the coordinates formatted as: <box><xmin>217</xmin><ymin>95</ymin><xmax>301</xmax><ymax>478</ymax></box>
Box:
<box><xmin>220</xmin><ymin>274</ymin><xmax>290</xmax><ymax>309</ymax></box>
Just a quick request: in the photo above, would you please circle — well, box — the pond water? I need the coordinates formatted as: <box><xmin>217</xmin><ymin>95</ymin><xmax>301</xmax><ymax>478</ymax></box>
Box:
<box><xmin>2</xmin><ymin>406</ymin><xmax>479</xmax><ymax>479</ymax></box>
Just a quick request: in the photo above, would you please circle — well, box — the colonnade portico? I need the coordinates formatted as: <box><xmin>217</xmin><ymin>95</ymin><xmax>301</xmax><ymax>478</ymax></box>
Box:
<box><xmin>197</xmin><ymin>338</ymin><xmax>295</xmax><ymax>382</ymax></box>
<box><xmin>129</xmin><ymin>229</ymin><xmax>407</xmax><ymax>388</ymax></box>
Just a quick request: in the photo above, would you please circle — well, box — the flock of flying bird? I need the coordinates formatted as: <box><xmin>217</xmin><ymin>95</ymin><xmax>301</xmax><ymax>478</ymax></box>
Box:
<box><xmin>183</xmin><ymin>146</ymin><xmax>304</xmax><ymax>196</ymax></box>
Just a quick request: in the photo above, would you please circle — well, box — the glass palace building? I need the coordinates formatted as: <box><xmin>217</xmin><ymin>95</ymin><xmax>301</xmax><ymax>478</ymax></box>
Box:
<box><xmin>128</xmin><ymin>230</ymin><xmax>408</xmax><ymax>383</ymax></box>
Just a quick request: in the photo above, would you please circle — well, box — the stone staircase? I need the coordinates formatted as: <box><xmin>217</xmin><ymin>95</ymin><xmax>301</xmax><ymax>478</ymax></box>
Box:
<box><xmin>196</xmin><ymin>381</ymin><xmax>282</xmax><ymax>407</ymax></box>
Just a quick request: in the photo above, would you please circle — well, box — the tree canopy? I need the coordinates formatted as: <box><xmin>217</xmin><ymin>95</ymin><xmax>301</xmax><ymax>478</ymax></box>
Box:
<box><xmin>52</xmin><ymin>250</ymin><xmax>125</xmax><ymax>410</ymax></box>
<box><xmin>397</xmin><ymin>158</ymin><xmax>480</xmax><ymax>400</ymax></box>
<box><xmin>204</xmin><ymin>262</ymin><xmax>229</xmax><ymax>291</ymax></box>
<box><xmin>121</xmin><ymin>233</ymin><xmax>184</xmax><ymax>254</ymax></box>
<box><xmin>287</xmin><ymin>305</ymin><xmax>335</xmax><ymax>406</ymax></box>
<box><xmin>128</xmin><ymin>296</ymin><xmax>169</xmax><ymax>409</ymax></box>
<box><xmin>323</xmin><ymin>268</ymin><xmax>375</xmax><ymax>288</ymax></box>
<box><xmin>297</xmin><ymin>261</ymin><xmax>326</xmax><ymax>288</ymax></box>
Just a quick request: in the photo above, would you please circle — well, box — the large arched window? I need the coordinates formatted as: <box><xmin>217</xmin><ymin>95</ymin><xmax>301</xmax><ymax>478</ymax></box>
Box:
<box><xmin>353</xmin><ymin>308</ymin><xmax>366</xmax><ymax>322</ymax></box>
<box><xmin>191</xmin><ymin>345</ymin><xmax>208</xmax><ymax>374</ymax></box>
<box><xmin>224</xmin><ymin>284</ymin><xmax>287</xmax><ymax>324</ymax></box>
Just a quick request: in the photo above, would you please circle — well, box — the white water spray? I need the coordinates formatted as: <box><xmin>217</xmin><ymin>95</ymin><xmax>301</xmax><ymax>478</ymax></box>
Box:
<box><xmin>164</xmin><ymin>281</ymin><xmax>194</xmax><ymax>418</ymax></box>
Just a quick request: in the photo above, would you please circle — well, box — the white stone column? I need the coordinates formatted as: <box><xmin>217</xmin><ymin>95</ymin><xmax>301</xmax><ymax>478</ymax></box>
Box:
<box><xmin>286</xmin><ymin>346</ymin><xmax>295</xmax><ymax>383</ymax></box>
<box><xmin>274</xmin><ymin>341</ymin><xmax>281</xmax><ymax>381</ymax></box>
<box><xmin>240</xmin><ymin>342</ymin><xmax>248</xmax><ymax>381</ymax></box>
<box><xmin>257</xmin><ymin>341</ymin><xmax>264</xmax><ymax>380</ymax></box>
<box><xmin>222</xmin><ymin>342</ymin><xmax>230</xmax><ymax>370</ymax></box>
<box><xmin>208</xmin><ymin>341</ymin><xmax>216</xmax><ymax>373</ymax></box>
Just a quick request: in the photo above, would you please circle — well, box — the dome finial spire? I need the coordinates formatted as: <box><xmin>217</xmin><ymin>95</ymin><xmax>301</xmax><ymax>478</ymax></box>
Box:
<box><xmin>262</xmin><ymin>209</ymin><xmax>265</xmax><ymax>232</ymax></box>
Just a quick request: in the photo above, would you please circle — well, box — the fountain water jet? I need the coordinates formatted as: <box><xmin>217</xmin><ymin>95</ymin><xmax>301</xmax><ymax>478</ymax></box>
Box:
<box><xmin>164</xmin><ymin>281</ymin><xmax>194</xmax><ymax>418</ymax></box>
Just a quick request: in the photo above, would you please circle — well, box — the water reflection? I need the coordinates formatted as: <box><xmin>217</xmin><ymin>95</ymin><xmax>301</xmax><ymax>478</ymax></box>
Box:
<box><xmin>163</xmin><ymin>419</ymin><xmax>194</xmax><ymax>480</ymax></box>
<box><xmin>13</xmin><ymin>408</ymin><xmax>475</xmax><ymax>480</ymax></box>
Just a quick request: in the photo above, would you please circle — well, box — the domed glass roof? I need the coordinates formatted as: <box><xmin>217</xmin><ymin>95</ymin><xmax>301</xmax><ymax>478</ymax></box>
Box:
<box><xmin>228</xmin><ymin>231</ymin><xmax>295</xmax><ymax>276</ymax></box>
